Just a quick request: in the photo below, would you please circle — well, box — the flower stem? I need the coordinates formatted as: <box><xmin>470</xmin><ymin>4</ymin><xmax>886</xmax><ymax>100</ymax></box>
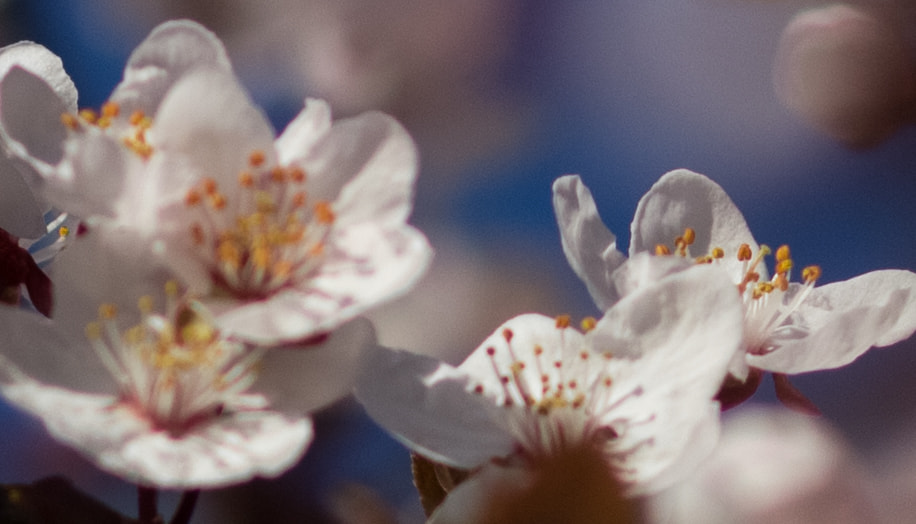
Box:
<box><xmin>169</xmin><ymin>490</ymin><xmax>201</xmax><ymax>524</ymax></box>
<box><xmin>137</xmin><ymin>486</ymin><xmax>159</xmax><ymax>523</ymax></box>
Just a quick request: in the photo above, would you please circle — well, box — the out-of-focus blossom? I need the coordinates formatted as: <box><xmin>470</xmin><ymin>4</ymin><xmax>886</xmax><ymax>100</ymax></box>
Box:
<box><xmin>554</xmin><ymin>170</ymin><xmax>916</xmax><ymax>406</ymax></box>
<box><xmin>0</xmin><ymin>20</ymin><xmax>431</xmax><ymax>345</ymax></box>
<box><xmin>0</xmin><ymin>227</ymin><xmax>371</xmax><ymax>489</ymax></box>
<box><xmin>773</xmin><ymin>4</ymin><xmax>916</xmax><ymax>148</ymax></box>
<box><xmin>648</xmin><ymin>406</ymin><xmax>881</xmax><ymax>524</ymax></box>
<box><xmin>357</xmin><ymin>258</ymin><xmax>744</xmax><ymax>495</ymax></box>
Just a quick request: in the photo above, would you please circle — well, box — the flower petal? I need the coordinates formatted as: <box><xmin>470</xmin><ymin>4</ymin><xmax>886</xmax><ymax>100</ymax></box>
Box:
<box><xmin>301</xmin><ymin>111</ymin><xmax>419</xmax><ymax>226</ymax></box>
<box><xmin>552</xmin><ymin>174</ymin><xmax>627</xmax><ymax>310</ymax></box>
<box><xmin>0</xmin><ymin>306</ymin><xmax>115</xmax><ymax>394</ymax></box>
<box><xmin>0</xmin><ymin>66</ymin><xmax>71</xmax><ymax>168</ymax></box>
<box><xmin>0</xmin><ymin>153</ymin><xmax>45</xmax><ymax>238</ymax></box>
<box><xmin>2</xmin><ymin>380</ymin><xmax>311</xmax><ymax>489</ymax></box>
<box><xmin>252</xmin><ymin>318</ymin><xmax>374</xmax><ymax>415</ymax></box>
<box><xmin>590</xmin><ymin>262</ymin><xmax>743</xmax><ymax>399</ymax></box>
<box><xmin>354</xmin><ymin>344</ymin><xmax>516</xmax><ymax>469</ymax></box>
<box><xmin>275</xmin><ymin>98</ymin><xmax>332</xmax><ymax>165</ymax></box>
<box><xmin>630</xmin><ymin>169</ymin><xmax>757</xmax><ymax>268</ymax></box>
<box><xmin>109</xmin><ymin>19</ymin><xmax>232</xmax><ymax>116</ymax></box>
<box><xmin>149</xmin><ymin>68</ymin><xmax>275</xmax><ymax>187</ymax></box>
<box><xmin>748</xmin><ymin>269</ymin><xmax>916</xmax><ymax>373</ymax></box>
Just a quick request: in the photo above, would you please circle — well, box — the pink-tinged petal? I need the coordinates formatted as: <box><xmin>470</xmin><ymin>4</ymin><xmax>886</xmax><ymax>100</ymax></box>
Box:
<box><xmin>1</xmin><ymin>380</ymin><xmax>311</xmax><ymax>489</ymax></box>
<box><xmin>0</xmin><ymin>66</ymin><xmax>70</xmax><ymax>167</ymax></box>
<box><xmin>212</xmin><ymin>225</ymin><xmax>431</xmax><ymax>344</ymax></box>
<box><xmin>275</xmin><ymin>98</ymin><xmax>332</xmax><ymax>165</ymax></box>
<box><xmin>630</xmin><ymin>169</ymin><xmax>757</xmax><ymax>270</ymax></box>
<box><xmin>552</xmin><ymin>175</ymin><xmax>627</xmax><ymax>310</ymax></box>
<box><xmin>302</xmin><ymin>111</ymin><xmax>418</xmax><ymax>226</ymax></box>
<box><xmin>355</xmin><ymin>344</ymin><xmax>516</xmax><ymax>469</ymax></box>
<box><xmin>0</xmin><ymin>307</ymin><xmax>115</xmax><ymax>394</ymax></box>
<box><xmin>458</xmin><ymin>313</ymin><xmax>585</xmax><ymax>402</ymax></box>
<box><xmin>590</xmin><ymin>263</ymin><xmax>743</xmax><ymax>399</ymax></box>
<box><xmin>748</xmin><ymin>269</ymin><xmax>916</xmax><ymax>373</ymax></box>
<box><xmin>149</xmin><ymin>69</ymin><xmax>275</xmax><ymax>186</ymax></box>
<box><xmin>109</xmin><ymin>20</ymin><xmax>231</xmax><ymax>116</ymax></box>
<box><xmin>252</xmin><ymin>318</ymin><xmax>374</xmax><ymax>415</ymax></box>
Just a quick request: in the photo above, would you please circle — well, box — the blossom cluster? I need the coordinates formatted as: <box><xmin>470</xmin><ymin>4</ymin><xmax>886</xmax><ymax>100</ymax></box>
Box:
<box><xmin>0</xmin><ymin>19</ymin><xmax>915</xmax><ymax>524</ymax></box>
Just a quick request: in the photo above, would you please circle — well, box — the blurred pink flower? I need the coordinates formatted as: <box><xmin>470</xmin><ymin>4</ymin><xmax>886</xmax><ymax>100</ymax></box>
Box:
<box><xmin>773</xmin><ymin>4</ymin><xmax>916</xmax><ymax>148</ymax></box>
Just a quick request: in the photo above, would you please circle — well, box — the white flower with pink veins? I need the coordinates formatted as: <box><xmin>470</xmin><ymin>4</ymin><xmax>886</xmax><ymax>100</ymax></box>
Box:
<box><xmin>357</xmin><ymin>257</ymin><xmax>745</xmax><ymax>495</ymax></box>
<box><xmin>0</xmin><ymin>20</ymin><xmax>432</xmax><ymax>345</ymax></box>
<box><xmin>553</xmin><ymin>169</ymin><xmax>916</xmax><ymax>408</ymax></box>
<box><xmin>0</xmin><ymin>227</ymin><xmax>371</xmax><ymax>488</ymax></box>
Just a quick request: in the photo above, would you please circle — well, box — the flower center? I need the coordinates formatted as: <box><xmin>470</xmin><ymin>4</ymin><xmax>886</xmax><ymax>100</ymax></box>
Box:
<box><xmin>472</xmin><ymin>316</ymin><xmax>619</xmax><ymax>457</ymax></box>
<box><xmin>61</xmin><ymin>101</ymin><xmax>153</xmax><ymax>158</ymax></box>
<box><xmin>182</xmin><ymin>150</ymin><xmax>335</xmax><ymax>299</ymax></box>
<box><xmin>84</xmin><ymin>282</ymin><xmax>263</xmax><ymax>432</ymax></box>
<box><xmin>655</xmin><ymin>228</ymin><xmax>822</xmax><ymax>353</ymax></box>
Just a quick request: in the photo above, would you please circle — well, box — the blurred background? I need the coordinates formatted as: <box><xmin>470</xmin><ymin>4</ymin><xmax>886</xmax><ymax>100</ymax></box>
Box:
<box><xmin>1</xmin><ymin>1</ymin><xmax>915</xmax><ymax>522</ymax></box>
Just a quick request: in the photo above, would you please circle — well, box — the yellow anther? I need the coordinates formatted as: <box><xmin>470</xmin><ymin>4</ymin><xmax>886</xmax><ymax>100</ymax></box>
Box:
<box><xmin>101</xmin><ymin>101</ymin><xmax>120</xmax><ymax>118</ymax></box>
<box><xmin>85</xmin><ymin>321</ymin><xmax>101</xmax><ymax>339</ymax></box>
<box><xmin>655</xmin><ymin>244</ymin><xmax>671</xmax><ymax>256</ymax></box>
<box><xmin>775</xmin><ymin>258</ymin><xmax>793</xmax><ymax>275</ymax></box>
<box><xmin>711</xmin><ymin>247</ymin><xmax>724</xmax><ymax>259</ymax></box>
<box><xmin>165</xmin><ymin>280</ymin><xmax>180</xmax><ymax>297</ymax></box>
<box><xmin>683</xmin><ymin>228</ymin><xmax>696</xmax><ymax>245</ymax></box>
<box><xmin>289</xmin><ymin>166</ymin><xmax>306</xmax><ymax>183</ymax></box>
<box><xmin>238</xmin><ymin>171</ymin><xmax>254</xmax><ymax>188</ymax></box>
<box><xmin>580</xmin><ymin>316</ymin><xmax>597</xmax><ymax>332</ymax></box>
<box><xmin>58</xmin><ymin>226</ymin><xmax>70</xmax><ymax>238</ymax></box>
<box><xmin>774</xmin><ymin>273</ymin><xmax>789</xmax><ymax>291</ymax></box>
<box><xmin>555</xmin><ymin>314</ymin><xmax>571</xmax><ymax>329</ymax></box>
<box><xmin>802</xmin><ymin>265</ymin><xmax>822</xmax><ymax>283</ymax></box>
<box><xmin>202</xmin><ymin>178</ymin><xmax>218</xmax><ymax>195</ymax></box>
<box><xmin>314</xmin><ymin>201</ymin><xmax>335</xmax><ymax>224</ymax></box>
<box><xmin>129</xmin><ymin>110</ymin><xmax>146</xmax><ymax>126</ymax></box>
<box><xmin>249</xmin><ymin>150</ymin><xmax>266</xmax><ymax>167</ymax></box>
<box><xmin>137</xmin><ymin>295</ymin><xmax>154</xmax><ymax>314</ymax></box>
<box><xmin>78</xmin><ymin>109</ymin><xmax>97</xmax><ymax>124</ymax></box>
<box><xmin>776</xmin><ymin>245</ymin><xmax>791</xmax><ymax>262</ymax></box>
<box><xmin>98</xmin><ymin>303</ymin><xmax>117</xmax><ymax>319</ymax></box>
<box><xmin>185</xmin><ymin>189</ymin><xmax>201</xmax><ymax>207</ymax></box>
<box><xmin>737</xmin><ymin>243</ymin><xmax>753</xmax><ymax>261</ymax></box>
<box><xmin>758</xmin><ymin>245</ymin><xmax>772</xmax><ymax>257</ymax></box>
<box><xmin>252</xmin><ymin>245</ymin><xmax>271</xmax><ymax>269</ymax></box>
<box><xmin>176</xmin><ymin>303</ymin><xmax>217</xmax><ymax>347</ymax></box>
<box><xmin>60</xmin><ymin>113</ymin><xmax>79</xmax><ymax>129</ymax></box>
<box><xmin>218</xmin><ymin>239</ymin><xmax>241</xmax><ymax>267</ymax></box>
<box><xmin>270</xmin><ymin>167</ymin><xmax>286</xmax><ymax>183</ymax></box>
<box><xmin>209</xmin><ymin>192</ymin><xmax>227</xmax><ymax>210</ymax></box>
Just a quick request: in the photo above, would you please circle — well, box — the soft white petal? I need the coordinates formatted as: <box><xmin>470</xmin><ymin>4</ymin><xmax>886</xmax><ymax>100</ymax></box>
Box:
<box><xmin>0</xmin><ymin>66</ymin><xmax>70</xmax><ymax>167</ymax></box>
<box><xmin>0</xmin><ymin>153</ymin><xmax>45</xmax><ymax>238</ymax></box>
<box><xmin>149</xmin><ymin>68</ymin><xmax>275</xmax><ymax>186</ymax></box>
<box><xmin>51</xmin><ymin>224</ymin><xmax>175</xmax><ymax>342</ymax></box>
<box><xmin>212</xmin><ymin>225</ymin><xmax>431</xmax><ymax>344</ymax></box>
<box><xmin>552</xmin><ymin>174</ymin><xmax>627</xmax><ymax>310</ymax></box>
<box><xmin>251</xmin><ymin>318</ymin><xmax>374</xmax><ymax>415</ymax></box>
<box><xmin>630</xmin><ymin>169</ymin><xmax>758</xmax><ymax>269</ymax></box>
<box><xmin>608</xmin><ymin>251</ymin><xmax>692</xmax><ymax>301</ymax></box>
<box><xmin>590</xmin><ymin>263</ymin><xmax>743</xmax><ymax>399</ymax></box>
<box><xmin>0</xmin><ymin>306</ymin><xmax>115</xmax><ymax>394</ymax></box>
<box><xmin>0</xmin><ymin>41</ymin><xmax>77</xmax><ymax>111</ymax></box>
<box><xmin>275</xmin><ymin>98</ymin><xmax>332</xmax><ymax>165</ymax></box>
<box><xmin>301</xmin><ymin>111</ymin><xmax>419</xmax><ymax>226</ymax></box>
<box><xmin>109</xmin><ymin>19</ymin><xmax>232</xmax><ymax>116</ymax></box>
<box><xmin>748</xmin><ymin>269</ymin><xmax>916</xmax><ymax>373</ymax></box>
<box><xmin>2</xmin><ymin>380</ymin><xmax>311</xmax><ymax>489</ymax></box>
<box><xmin>354</xmin><ymin>344</ymin><xmax>516</xmax><ymax>469</ymax></box>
